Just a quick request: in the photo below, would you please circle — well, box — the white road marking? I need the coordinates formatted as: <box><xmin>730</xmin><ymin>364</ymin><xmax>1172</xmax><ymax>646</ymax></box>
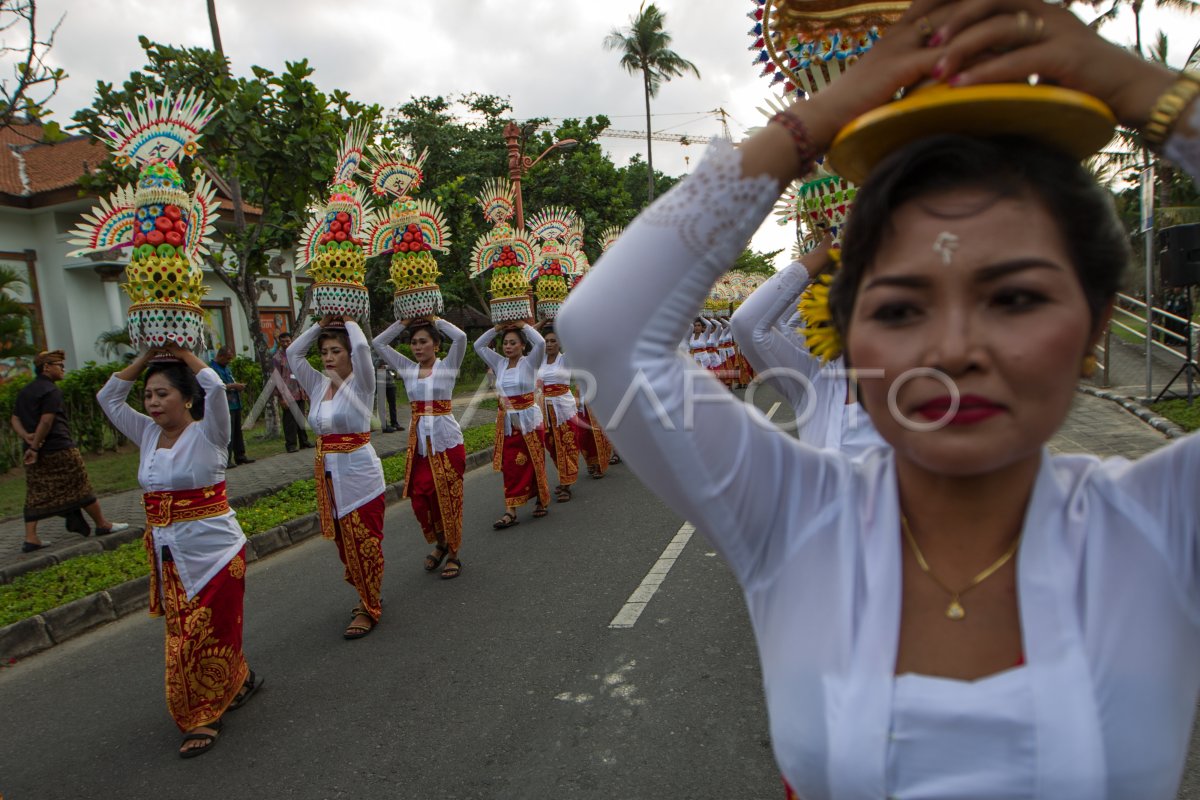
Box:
<box><xmin>765</xmin><ymin>401</ymin><xmax>781</xmax><ymax>420</ymax></box>
<box><xmin>609</xmin><ymin>523</ymin><xmax>695</xmax><ymax>628</ymax></box>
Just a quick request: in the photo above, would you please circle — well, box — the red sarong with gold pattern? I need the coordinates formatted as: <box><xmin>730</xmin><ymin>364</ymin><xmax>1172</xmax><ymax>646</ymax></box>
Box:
<box><xmin>315</xmin><ymin>433</ymin><xmax>385</xmax><ymax>621</ymax></box>
<box><xmin>408</xmin><ymin>443</ymin><xmax>466</xmax><ymax>551</ymax></box>
<box><xmin>574</xmin><ymin>406</ymin><xmax>613</xmax><ymax>475</ymax></box>
<box><xmin>541</xmin><ymin>383</ymin><xmax>580</xmax><ymax>487</ymax></box>
<box><xmin>330</xmin><ymin>493</ymin><xmax>385</xmax><ymax>621</ymax></box>
<box><xmin>140</xmin><ymin>482</ymin><xmax>246</xmax><ymax>732</ymax></box>
<box><xmin>403</xmin><ymin>400</ymin><xmax>465</xmax><ymax>552</ymax></box>
<box><xmin>494</xmin><ymin>392</ymin><xmax>550</xmax><ymax>508</ymax></box>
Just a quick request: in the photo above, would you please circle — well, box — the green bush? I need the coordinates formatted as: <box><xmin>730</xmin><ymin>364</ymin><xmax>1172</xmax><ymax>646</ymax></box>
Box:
<box><xmin>0</xmin><ymin>361</ymin><xmax>130</xmax><ymax>472</ymax></box>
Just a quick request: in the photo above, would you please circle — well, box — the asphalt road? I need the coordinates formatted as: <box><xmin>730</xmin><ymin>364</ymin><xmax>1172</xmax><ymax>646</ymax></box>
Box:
<box><xmin>0</xmin><ymin>442</ymin><xmax>779</xmax><ymax>799</ymax></box>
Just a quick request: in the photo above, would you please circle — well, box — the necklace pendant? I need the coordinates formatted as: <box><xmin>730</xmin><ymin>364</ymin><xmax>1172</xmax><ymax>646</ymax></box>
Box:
<box><xmin>945</xmin><ymin>600</ymin><xmax>966</xmax><ymax>621</ymax></box>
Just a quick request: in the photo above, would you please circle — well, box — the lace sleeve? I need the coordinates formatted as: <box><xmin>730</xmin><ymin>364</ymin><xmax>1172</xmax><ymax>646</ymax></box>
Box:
<box><xmin>558</xmin><ymin>138</ymin><xmax>849</xmax><ymax>584</ymax></box>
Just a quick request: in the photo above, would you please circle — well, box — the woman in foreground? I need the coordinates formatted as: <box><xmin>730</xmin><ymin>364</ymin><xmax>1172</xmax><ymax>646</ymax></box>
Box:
<box><xmin>98</xmin><ymin>345</ymin><xmax>261</xmax><ymax>757</ymax></box>
<box><xmin>558</xmin><ymin>0</ymin><xmax>1200</xmax><ymax>795</ymax></box>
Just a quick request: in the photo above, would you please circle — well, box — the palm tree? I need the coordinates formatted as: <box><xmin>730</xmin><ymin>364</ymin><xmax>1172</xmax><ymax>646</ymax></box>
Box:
<box><xmin>604</xmin><ymin>3</ymin><xmax>700</xmax><ymax>202</ymax></box>
<box><xmin>0</xmin><ymin>265</ymin><xmax>35</xmax><ymax>357</ymax></box>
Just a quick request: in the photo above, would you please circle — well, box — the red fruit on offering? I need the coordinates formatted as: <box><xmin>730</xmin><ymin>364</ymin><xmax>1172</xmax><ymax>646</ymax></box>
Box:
<box><xmin>133</xmin><ymin>233</ymin><xmax>147</xmax><ymax>247</ymax></box>
<box><xmin>166</xmin><ymin>231</ymin><xmax>184</xmax><ymax>246</ymax></box>
<box><xmin>336</xmin><ymin>212</ymin><xmax>350</xmax><ymax>223</ymax></box>
<box><xmin>402</xmin><ymin>232</ymin><xmax>414</xmax><ymax>243</ymax></box>
<box><xmin>334</xmin><ymin>231</ymin><xmax>347</xmax><ymax>241</ymax></box>
<box><xmin>398</xmin><ymin>242</ymin><xmax>409</xmax><ymax>252</ymax></box>
<box><xmin>147</xmin><ymin>230</ymin><xmax>165</xmax><ymax>245</ymax></box>
<box><xmin>164</xmin><ymin>205</ymin><xmax>182</xmax><ymax>220</ymax></box>
<box><xmin>329</xmin><ymin>220</ymin><xmax>342</xmax><ymax>233</ymax></box>
<box><xmin>408</xmin><ymin>224</ymin><xmax>420</xmax><ymax>233</ymax></box>
<box><xmin>155</xmin><ymin>216</ymin><xmax>174</xmax><ymax>232</ymax></box>
<box><xmin>174</xmin><ymin>219</ymin><xmax>187</xmax><ymax>233</ymax></box>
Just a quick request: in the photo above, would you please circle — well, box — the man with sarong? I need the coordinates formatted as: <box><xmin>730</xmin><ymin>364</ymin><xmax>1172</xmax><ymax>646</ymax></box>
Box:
<box><xmin>10</xmin><ymin>350</ymin><xmax>128</xmax><ymax>552</ymax></box>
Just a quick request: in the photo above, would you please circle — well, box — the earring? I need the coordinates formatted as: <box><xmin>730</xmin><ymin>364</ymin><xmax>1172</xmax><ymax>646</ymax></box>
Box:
<box><xmin>1081</xmin><ymin>355</ymin><xmax>1098</xmax><ymax>378</ymax></box>
<box><xmin>185</xmin><ymin>401</ymin><xmax>193</xmax><ymax>409</ymax></box>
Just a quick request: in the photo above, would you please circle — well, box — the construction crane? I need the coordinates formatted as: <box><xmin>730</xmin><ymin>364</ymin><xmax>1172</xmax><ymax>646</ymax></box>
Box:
<box><xmin>531</xmin><ymin>107</ymin><xmax>734</xmax><ymax>148</ymax></box>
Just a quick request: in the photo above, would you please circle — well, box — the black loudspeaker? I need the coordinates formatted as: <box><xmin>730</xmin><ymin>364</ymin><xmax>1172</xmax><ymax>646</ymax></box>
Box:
<box><xmin>1160</xmin><ymin>223</ymin><xmax>1200</xmax><ymax>288</ymax></box>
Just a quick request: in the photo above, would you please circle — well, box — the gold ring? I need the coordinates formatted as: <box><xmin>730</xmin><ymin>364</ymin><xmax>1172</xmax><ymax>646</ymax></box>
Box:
<box><xmin>1030</xmin><ymin>15</ymin><xmax>1045</xmax><ymax>42</ymax></box>
<box><xmin>1015</xmin><ymin>10</ymin><xmax>1031</xmax><ymax>38</ymax></box>
<box><xmin>917</xmin><ymin>16</ymin><xmax>933</xmax><ymax>38</ymax></box>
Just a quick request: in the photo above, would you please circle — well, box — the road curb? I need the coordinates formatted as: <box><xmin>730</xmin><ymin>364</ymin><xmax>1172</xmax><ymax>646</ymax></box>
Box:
<box><xmin>1076</xmin><ymin>385</ymin><xmax>1188</xmax><ymax>439</ymax></box>
<box><xmin>0</xmin><ymin>445</ymin><xmax>495</xmax><ymax>663</ymax></box>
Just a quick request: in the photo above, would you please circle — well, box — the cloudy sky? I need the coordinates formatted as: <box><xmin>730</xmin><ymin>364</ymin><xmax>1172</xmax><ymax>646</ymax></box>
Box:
<box><xmin>23</xmin><ymin>0</ymin><xmax>1197</xmax><ymax>266</ymax></box>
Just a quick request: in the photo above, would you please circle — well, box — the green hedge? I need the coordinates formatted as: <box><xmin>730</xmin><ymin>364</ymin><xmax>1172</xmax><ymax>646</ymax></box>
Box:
<box><xmin>0</xmin><ymin>361</ymin><xmax>131</xmax><ymax>472</ymax></box>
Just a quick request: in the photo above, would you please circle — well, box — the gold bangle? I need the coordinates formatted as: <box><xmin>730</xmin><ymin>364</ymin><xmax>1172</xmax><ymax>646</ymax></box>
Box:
<box><xmin>1143</xmin><ymin>71</ymin><xmax>1200</xmax><ymax>151</ymax></box>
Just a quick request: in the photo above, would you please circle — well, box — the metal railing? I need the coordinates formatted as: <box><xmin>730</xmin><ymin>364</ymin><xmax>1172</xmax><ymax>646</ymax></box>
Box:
<box><xmin>1095</xmin><ymin>292</ymin><xmax>1197</xmax><ymax>392</ymax></box>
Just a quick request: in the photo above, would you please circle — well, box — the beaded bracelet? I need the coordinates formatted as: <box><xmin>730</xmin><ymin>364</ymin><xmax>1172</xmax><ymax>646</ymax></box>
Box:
<box><xmin>1143</xmin><ymin>71</ymin><xmax>1200</xmax><ymax>152</ymax></box>
<box><xmin>769</xmin><ymin>110</ymin><xmax>820</xmax><ymax>175</ymax></box>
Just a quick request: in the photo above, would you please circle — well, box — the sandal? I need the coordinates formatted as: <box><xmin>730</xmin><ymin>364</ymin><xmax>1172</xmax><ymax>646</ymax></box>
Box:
<box><xmin>424</xmin><ymin>544</ymin><xmax>449</xmax><ymax>572</ymax></box>
<box><xmin>227</xmin><ymin>670</ymin><xmax>263</xmax><ymax>711</ymax></box>
<box><xmin>493</xmin><ymin>511</ymin><xmax>519</xmax><ymax>530</ymax></box>
<box><xmin>554</xmin><ymin>485</ymin><xmax>573</xmax><ymax>503</ymax></box>
<box><xmin>533</xmin><ymin>504</ymin><xmax>549</xmax><ymax>518</ymax></box>
<box><xmin>609</xmin><ymin>453</ymin><xmax>622</xmax><ymax>466</ymax></box>
<box><xmin>344</xmin><ymin>607</ymin><xmax>376</xmax><ymax>640</ymax></box>
<box><xmin>440</xmin><ymin>557</ymin><xmax>462</xmax><ymax>580</ymax></box>
<box><xmin>179</xmin><ymin>720</ymin><xmax>223</xmax><ymax>759</ymax></box>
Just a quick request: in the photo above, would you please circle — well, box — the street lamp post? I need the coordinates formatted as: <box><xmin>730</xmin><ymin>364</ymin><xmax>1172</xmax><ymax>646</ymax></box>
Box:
<box><xmin>503</xmin><ymin>121</ymin><xmax>578</xmax><ymax>229</ymax></box>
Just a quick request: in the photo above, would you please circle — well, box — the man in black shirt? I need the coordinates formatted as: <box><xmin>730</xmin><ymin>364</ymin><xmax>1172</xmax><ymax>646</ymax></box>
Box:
<box><xmin>10</xmin><ymin>350</ymin><xmax>128</xmax><ymax>552</ymax></box>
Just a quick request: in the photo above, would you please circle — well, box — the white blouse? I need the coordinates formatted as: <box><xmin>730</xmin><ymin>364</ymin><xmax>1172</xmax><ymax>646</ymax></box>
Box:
<box><xmin>730</xmin><ymin>259</ymin><xmax>886</xmax><ymax>457</ymax></box>
<box><xmin>97</xmin><ymin>367</ymin><xmax>246</xmax><ymax>600</ymax></box>
<box><xmin>558</xmin><ymin>137</ymin><xmax>1200</xmax><ymax>799</ymax></box>
<box><xmin>537</xmin><ymin>353</ymin><xmax>579</xmax><ymax>424</ymax></box>
<box><xmin>473</xmin><ymin>326</ymin><xmax>545</xmax><ymax>436</ymax></box>
<box><xmin>286</xmin><ymin>321</ymin><xmax>384</xmax><ymax>518</ymax></box>
<box><xmin>372</xmin><ymin>318</ymin><xmax>466</xmax><ymax>457</ymax></box>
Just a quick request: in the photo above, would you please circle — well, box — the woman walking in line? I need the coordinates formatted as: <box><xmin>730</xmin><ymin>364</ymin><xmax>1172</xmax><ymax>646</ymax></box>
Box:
<box><xmin>287</xmin><ymin>316</ymin><xmax>386</xmax><ymax>639</ymax></box>
<box><xmin>373</xmin><ymin>316</ymin><xmax>468</xmax><ymax>579</ymax></box>
<box><xmin>97</xmin><ymin>344</ymin><xmax>261</xmax><ymax>758</ymax></box>
<box><xmin>473</xmin><ymin>321</ymin><xmax>551</xmax><ymax>528</ymax></box>
<box><xmin>537</xmin><ymin>327</ymin><xmax>582</xmax><ymax>501</ymax></box>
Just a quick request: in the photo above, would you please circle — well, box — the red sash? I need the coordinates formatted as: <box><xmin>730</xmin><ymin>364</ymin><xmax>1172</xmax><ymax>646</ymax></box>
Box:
<box><xmin>143</xmin><ymin>482</ymin><xmax>229</xmax><ymax>528</ymax></box>
<box><xmin>315</xmin><ymin>432</ymin><xmax>371</xmax><ymax>538</ymax></box>
<box><xmin>542</xmin><ymin>383</ymin><xmax>571</xmax><ymax>398</ymax></box>
<box><xmin>494</xmin><ymin>392</ymin><xmax>536</xmax><ymax>470</ymax></box>
<box><xmin>402</xmin><ymin>400</ymin><xmax>454</xmax><ymax>498</ymax></box>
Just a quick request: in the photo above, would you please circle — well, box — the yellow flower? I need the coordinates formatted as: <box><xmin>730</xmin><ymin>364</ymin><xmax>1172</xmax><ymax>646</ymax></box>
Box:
<box><xmin>797</xmin><ymin>273</ymin><xmax>842</xmax><ymax>363</ymax></box>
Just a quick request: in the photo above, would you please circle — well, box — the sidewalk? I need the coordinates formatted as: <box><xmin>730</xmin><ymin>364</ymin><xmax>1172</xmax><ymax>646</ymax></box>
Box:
<box><xmin>0</xmin><ymin>392</ymin><xmax>495</xmax><ymax>581</ymax></box>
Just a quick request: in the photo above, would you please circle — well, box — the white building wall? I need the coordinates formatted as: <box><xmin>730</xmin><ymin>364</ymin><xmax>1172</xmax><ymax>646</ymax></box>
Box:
<box><xmin>0</xmin><ymin>198</ymin><xmax>303</xmax><ymax>371</ymax></box>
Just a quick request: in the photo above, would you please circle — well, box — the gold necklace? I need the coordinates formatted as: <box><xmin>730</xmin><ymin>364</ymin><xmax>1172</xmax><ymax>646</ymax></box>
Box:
<box><xmin>900</xmin><ymin>515</ymin><xmax>1021</xmax><ymax>621</ymax></box>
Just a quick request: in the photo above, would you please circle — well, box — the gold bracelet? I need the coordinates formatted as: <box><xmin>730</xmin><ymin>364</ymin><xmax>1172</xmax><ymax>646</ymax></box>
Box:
<box><xmin>1143</xmin><ymin>71</ymin><xmax>1200</xmax><ymax>152</ymax></box>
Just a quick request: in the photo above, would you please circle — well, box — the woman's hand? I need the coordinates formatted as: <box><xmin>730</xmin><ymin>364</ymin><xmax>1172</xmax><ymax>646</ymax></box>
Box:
<box><xmin>114</xmin><ymin>347</ymin><xmax>157</xmax><ymax>381</ymax></box>
<box><xmin>319</xmin><ymin>314</ymin><xmax>337</xmax><ymax>328</ymax></box>
<box><xmin>929</xmin><ymin>0</ymin><xmax>1175</xmax><ymax>128</ymax></box>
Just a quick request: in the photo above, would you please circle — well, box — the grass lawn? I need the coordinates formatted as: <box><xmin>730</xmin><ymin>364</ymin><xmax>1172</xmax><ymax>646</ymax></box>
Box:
<box><xmin>1151</xmin><ymin>399</ymin><xmax>1200</xmax><ymax>432</ymax></box>
<box><xmin>0</xmin><ymin>422</ymin><xmax>496</xmax><ymax>628</ymax></box>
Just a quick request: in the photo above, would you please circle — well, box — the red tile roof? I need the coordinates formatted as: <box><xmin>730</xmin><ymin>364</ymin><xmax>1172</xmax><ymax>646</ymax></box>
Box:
<box><xmin>0</xmin><ymin>120</ymin><xmax>263</xmax><ymax>218</ymax></box>
<box><xmin>0</xmin><ymin>121</ymin><xmax>106</xmax><ymax>198</ymax></box>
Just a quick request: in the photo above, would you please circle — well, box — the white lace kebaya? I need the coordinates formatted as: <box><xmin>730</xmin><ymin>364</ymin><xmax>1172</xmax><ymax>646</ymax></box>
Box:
<box><xmin>558</xmin><ymin>137</ymin><xmax>1200</xmax><ymax>799</ymax></box>
<box><xmin>473</xmin><ymin>326</ymin><xmax>546</xmax><ymax>436</ymax></box>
